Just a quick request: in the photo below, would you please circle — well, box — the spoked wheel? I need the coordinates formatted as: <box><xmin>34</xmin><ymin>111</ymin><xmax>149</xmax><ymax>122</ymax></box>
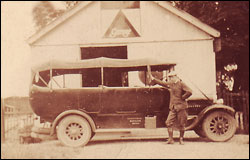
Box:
<box><xmin>57</xmin><ymin>115</ymin><xmax>92</xmax><ymax>147</ymax></box>
<box><xmin>202</xmin><ymin>111</ymin><xmax>236</xmax><ymax>142</ymax></box>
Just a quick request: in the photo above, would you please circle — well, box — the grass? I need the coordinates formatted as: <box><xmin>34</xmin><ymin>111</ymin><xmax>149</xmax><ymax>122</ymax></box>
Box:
<box><xmin>1</xmin><ymin>140</ymin><xmax>82</xmax><ymax>159</ymax></box>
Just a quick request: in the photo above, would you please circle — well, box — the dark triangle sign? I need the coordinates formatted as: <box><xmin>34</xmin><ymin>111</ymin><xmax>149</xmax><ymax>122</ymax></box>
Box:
<box><xmin>104</xmin><ymin>10</ymin><xmax>140</xmax><ymax>38</ymax></box>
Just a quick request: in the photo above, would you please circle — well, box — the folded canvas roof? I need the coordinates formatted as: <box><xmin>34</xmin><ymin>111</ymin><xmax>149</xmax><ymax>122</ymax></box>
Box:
<box><xmin>31</xmin><ymin>57</ymin><xmax>176</xmax><ymax>73</ymax></box>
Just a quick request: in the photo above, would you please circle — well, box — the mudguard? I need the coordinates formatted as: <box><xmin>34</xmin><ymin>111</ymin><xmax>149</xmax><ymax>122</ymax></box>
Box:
<box><xmin>50</xmin><ymin>110</ymin><xmax>96</xmax><ymax>136</ymax></box>
<box><xmin>185</xmin><ymin>104</ymin><xmax>235</xmax><ymax>130</ymax></box>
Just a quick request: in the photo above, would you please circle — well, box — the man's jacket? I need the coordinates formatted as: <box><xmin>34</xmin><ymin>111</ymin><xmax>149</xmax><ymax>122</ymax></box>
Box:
<box><xmin>153</xmin><ymin>79</ymin><xmax>192</xmax><ymax>111</ymax></box>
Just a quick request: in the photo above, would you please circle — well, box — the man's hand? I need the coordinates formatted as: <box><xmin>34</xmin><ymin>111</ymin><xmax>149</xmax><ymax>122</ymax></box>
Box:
<box><xmin>149</xmin><ymin>73</ymin><xmax>155</xmax><ymax>82</ymax></box>
<box><xmin>148</xmin><ymin>73</ymin><xmax>156</xmax><ymax>86</ymax></box>
<box><xmin>148</xmin><ymin>72</ymin><xmax>154</xmax><ymax>80</ymax></box>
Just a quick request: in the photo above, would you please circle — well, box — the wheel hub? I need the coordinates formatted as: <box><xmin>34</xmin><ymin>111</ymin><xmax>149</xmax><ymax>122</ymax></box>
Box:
<box><xmin>70</xmin><ymin>128</ymin><xmax>79</xmax><ymax>135</ymax></box>
<box><xmin>210</xmin><ymin>116</ymin><xmax>229</xmax><ymax>135</ymax></box>
<box><xmin>217</xmin><ymin>123</ymin><xmax>223</xmax><ymax>129</ymax></box>
<box><xmin>66</xmin><ymin>123</ymin><xmax>84</xmax><ymax>140</ymax></box>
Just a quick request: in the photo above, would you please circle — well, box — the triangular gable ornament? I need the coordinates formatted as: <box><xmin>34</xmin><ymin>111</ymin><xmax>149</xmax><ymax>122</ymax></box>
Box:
<box><xmin>104</xmin><ymin>10</ymin><xmax>140</xmax><ymax>38</ymax></box>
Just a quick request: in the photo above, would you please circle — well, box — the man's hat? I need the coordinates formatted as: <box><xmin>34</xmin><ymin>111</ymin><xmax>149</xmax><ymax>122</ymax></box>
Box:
<box><xmin>168</xmin><ymin>71</ymin><xmax>177</xmax><ymax>77</ymax></box>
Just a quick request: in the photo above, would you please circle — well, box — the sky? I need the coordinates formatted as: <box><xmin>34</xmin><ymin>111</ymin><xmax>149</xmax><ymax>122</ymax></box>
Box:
<box><xmin>1</xmin><ymin>1</ymin><xmax>66</xmax><ymax>98</ymax></box>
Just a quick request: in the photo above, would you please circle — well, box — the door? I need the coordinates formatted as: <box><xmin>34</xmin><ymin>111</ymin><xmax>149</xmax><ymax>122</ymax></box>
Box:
<box><xmin>97</xmin><ymin>87</ymin><xmax>152</xmax><ymax>129</ymax></box>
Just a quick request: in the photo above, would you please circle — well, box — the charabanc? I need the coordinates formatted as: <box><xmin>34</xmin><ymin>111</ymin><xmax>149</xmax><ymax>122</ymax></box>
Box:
<box><xmin>29</xmin><ymin>57</ymin><xmax>237</xmax><ymax>147</ymax></box>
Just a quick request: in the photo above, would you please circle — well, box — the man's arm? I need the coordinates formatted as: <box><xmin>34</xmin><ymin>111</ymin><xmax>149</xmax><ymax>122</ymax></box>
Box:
<box><xmin>151</xmin><ymin>76</ymin><xmax>171</xmax><ymax>88</ymax></box>
<box><xmin>181</xmin><ymin>82</ymin><xmax>192</xmax><ymax>100</ymax></box>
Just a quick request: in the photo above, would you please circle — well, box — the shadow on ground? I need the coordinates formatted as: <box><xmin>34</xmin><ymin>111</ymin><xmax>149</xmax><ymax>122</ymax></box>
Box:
<box><xmin>87</xmin><ymin>137</ymin><xmax>209</xmax><ymax>146</ymax></box>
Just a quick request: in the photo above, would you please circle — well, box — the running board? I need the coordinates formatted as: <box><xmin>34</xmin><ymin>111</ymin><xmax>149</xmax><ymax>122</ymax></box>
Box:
<box><xmin>95</xmin><ymin>128</ymin><xmax>168</xmax><ymax>134</ymax></box>
<box><xmin>92</xmin><ymin>128</ymin><xmax>169</xmax><ymax>141</ymax></box>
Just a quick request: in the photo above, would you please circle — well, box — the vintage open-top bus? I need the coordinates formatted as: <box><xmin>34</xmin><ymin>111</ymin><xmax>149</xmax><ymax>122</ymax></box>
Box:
<box><xmin>30</xmin><ymin>57</ymin><xmax>237</xmax><ymax>147</ymax></box>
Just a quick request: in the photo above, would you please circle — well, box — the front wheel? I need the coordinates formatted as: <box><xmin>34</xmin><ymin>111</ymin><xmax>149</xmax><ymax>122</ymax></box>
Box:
<box><xmin>57</xmin><ymin>115</ymin><xmax>92</xmax><ymax>147</ymax></box>
<box><xmin>202</xmin><ymin>111</ymin><xmax>236</xmax><ymax>142</ymax></box>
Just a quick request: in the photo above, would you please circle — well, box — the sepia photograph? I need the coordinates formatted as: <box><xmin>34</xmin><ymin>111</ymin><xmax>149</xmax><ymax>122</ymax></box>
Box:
<box><xmin>1</xmin><ymin>1</ymin><xmax>249</xmax><ymax>159</ymax></box>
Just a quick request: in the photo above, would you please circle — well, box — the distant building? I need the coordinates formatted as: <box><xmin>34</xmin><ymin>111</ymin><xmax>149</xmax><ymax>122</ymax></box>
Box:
<box><xmin>4</xmin><ymin>104</ymin><xmax>16</xmax><ymax>113</ymax></box>
<box><xmin>2</xmin><ymin>97</ymin><xmax>32</xmax><ymax>114</ymax></box>
<box><xmin>28</xmin><ymin>1</ymin><xmax>221</xmax><ymax>100</ymax></box>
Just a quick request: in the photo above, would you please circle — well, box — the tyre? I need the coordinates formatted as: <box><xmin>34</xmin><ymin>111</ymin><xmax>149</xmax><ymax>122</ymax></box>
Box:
<box><xmin>194</xmin><ymin>125</ymin><xmax>206</xmax><ymax>138</ymax></box>
<box><xmin>202</xmin><ymin>111</ymin><xmax>236</xmax><ymax>142</ymax></box>
<box><xmin>57</xmin><ymin>115</ymin><xmax>92</xmax><ymax>147</ymax></box>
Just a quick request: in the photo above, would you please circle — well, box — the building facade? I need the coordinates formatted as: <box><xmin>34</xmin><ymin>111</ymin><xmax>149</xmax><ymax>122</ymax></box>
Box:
<box><xmin>28</xmin><ymin>1</ymin><xmax>221</xmax><ymax>100</ymax></box>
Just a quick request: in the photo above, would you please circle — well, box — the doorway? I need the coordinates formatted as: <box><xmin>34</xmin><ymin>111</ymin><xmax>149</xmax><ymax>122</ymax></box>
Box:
<box><xmin>81</xmin><ymin>46</ymin><xmax>128</xmax><ymax>87</ymax></box>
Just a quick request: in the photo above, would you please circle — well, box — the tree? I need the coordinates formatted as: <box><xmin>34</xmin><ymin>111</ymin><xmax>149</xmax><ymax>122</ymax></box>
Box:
<box><xmin>64</xmin><ymin>1</ymin><xmax>79</xmax><ymax>9</ymax></box>
<box><xmin>174</xmin><ymin>1</ymin><xmax>249</xmax><ymax>92</ymax></box>
<box><xmin>32</xmin><ymin>1</ymin><xmax>249</xmax><ymax>92</ymax></box>
<box><xmin>32</xmin><ymin>1</ymin><xmax>65</xmax><ymax>31</ymax></box>
<box><xmin>32</xmin><ymin>1</ymin><xmax>80</xmax><ymax>31</ymax></box>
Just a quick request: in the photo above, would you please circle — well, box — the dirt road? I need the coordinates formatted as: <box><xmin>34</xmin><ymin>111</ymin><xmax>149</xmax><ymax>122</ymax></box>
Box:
<box><xmin>74</xmin><ymin>131</ymin><xmax>249</xmax><ymax>159</ymax></box>
<box><xmin>1</xmin><ymin>131</ymin><xmax>249</xmax><ymax>159</ymax></box>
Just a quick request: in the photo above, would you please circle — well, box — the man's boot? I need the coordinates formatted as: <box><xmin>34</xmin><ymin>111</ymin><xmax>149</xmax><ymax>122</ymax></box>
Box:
<box><xmin>179</xmin><ymin>129</ymin><xmax>185</xmax><ymax>145</ymax></box>
<box><xmin>166</xmin><ymin>128</ymin><xmax>174</xmax><ymax>144</ymax></box>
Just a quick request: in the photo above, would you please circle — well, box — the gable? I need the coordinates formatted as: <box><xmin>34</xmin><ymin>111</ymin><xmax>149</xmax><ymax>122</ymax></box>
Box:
<box><xmin>28</xmin><ymin>1</ymin><xmax>219</xmax><ymax>45</ymax></box>
<box><xmin>154</xmin><ymin>1</ymin><xmax>220</xmax><ymax>37</ymax></box>
<box><xmin>35</xmin><ymin>2</ymin><xmax>101</xmax><ymax>45</ymax></box>
<box><xmin>141</xmin><ymin>1</ymin><xmax>212</xmax><ymax>41</ymax></box>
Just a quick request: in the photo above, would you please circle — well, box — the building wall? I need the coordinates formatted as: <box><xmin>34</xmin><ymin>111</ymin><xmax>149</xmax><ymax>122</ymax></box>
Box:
<box><xmin>33</xmin><ymin>1</ymin><xmax>211</xmax><ymax>46</ymax></box>
<box><xmin>30</xmin><ymin>1</ymin><xmax>217</xmax><ymax>100</ymax></box>
<box><xmin>127</xmin><ymin>40</ymin><xmax>216</xmax><ymax>100</ymax></box>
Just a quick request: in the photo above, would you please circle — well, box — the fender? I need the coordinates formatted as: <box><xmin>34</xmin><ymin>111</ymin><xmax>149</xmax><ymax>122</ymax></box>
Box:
<box><xmin>185</xmin><ymin>104</ymin><xmax>235</xmax><ymax>130</ymax></box>
<box><xmin>50</xmin><ymin>110</ymin><xmax>96</xmax><ymax>136</ymax></box>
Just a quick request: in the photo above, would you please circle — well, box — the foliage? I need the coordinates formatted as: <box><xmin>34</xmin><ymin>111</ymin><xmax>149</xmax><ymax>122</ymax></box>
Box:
<box><xmin>173</xmin><ymin>1</ymin><xmax>249</xmax><ymax>92</ymax></box>
<box><xmin>64</xmin><ymin>1</ymin><xmax>79</xmax><ymax>9</ymax></box>
<box><xmin>32</xmin><ymin>1</ymin><xmax>65</xmax><ymax>31</ymax></box>
<box><xmin>31</xmin><ymin>1</ymin><xmax>249</xmax><ymax>92</ymax></box>
<box><xmin>32</xmin><ymin>1</ymin><xmax>79</xmax><ymax>31</ymax></box>
<box><xmin>174</xmin><ymin>1</ymin><xmax>249</xmax><ymax>49</ymax></box>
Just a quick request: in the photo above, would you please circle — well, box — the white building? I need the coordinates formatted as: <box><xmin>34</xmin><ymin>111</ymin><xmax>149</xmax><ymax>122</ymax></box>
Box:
<box><xmin>27</xmin><ymin>1</ymin><xmax>221</xmax><ymax>100</ymax></box>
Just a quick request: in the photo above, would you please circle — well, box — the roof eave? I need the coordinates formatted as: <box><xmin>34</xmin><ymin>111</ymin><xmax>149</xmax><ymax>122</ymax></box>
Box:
<box><xmin>27</xmin><ymin>1</ymin><xmax>93</xmax><ymax>45</ymax></box>
<box><xmin>154</xmin><ymin>1</ymin><xmax>220</xmax><ymax>38</ymax></box>
<box><xmin>27</xmin><ymin>1</ymin><xmax>220</xmax><ymax>45</ymax></box>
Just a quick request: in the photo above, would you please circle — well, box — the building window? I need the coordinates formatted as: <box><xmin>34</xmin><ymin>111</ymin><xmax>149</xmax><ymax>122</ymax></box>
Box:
<box><xmin>101</xmin><ymin>1</ymin><xmax>140</xmax><ymax>10</ymax></box>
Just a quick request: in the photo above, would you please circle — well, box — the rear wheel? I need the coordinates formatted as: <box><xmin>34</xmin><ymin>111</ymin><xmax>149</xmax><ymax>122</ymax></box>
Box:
<box><xmin>202</xmin><ymin>111</ymin><xmax>236</xmax><ymax>142</ymax></box>
<box><xmin>57</xmin><ymin>115</ymin><xmax>92</xmax><ymax>147</ymax></box>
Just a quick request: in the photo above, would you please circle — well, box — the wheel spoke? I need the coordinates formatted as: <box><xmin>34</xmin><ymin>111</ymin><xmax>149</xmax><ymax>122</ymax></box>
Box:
<box><xmin>210</xmin><ymin>122</ymin><xmax>215</xmax><ymax>126</ymax></box>
<box><xmin>58</xmin><ymin>116</ymin><xmax>92</xmax><ymax>147</ymax></box>
<box><xmin>223</xmin><ymin>128</ymin><xmax>227</xmax><ymax>133</ymax></box>
<box><xmin>210</xmin><ymin>126</ymin><xmax>215</xmax><ymax>129</ymax></box>
<box><xmin>215</xmin><ymin>117</ymin><xmax>219</xmax><ymax>121</ymax></box>
<box><xmin>211</xmin><ymin>120</ymin><xmax>216</xmax><ymax>124</ymax></box>
<box><xmin>220</xmin><ymin>129</ymin><xmax>224</xmax><ymax>134</ymax></box>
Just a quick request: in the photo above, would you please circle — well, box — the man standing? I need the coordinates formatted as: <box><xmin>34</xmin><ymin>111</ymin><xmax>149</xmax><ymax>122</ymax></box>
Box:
<box><xmin>150</xmin><ymin>71</ymin><xmax>192</xmax><ymax>145</ymax></box>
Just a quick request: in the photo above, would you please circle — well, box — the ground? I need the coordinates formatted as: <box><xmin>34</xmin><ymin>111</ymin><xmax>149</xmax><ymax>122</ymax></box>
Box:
<box><xmin>1</xmin><ymin>131</ymin><xmax>249</xmax><ymax>159</ymax></box>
